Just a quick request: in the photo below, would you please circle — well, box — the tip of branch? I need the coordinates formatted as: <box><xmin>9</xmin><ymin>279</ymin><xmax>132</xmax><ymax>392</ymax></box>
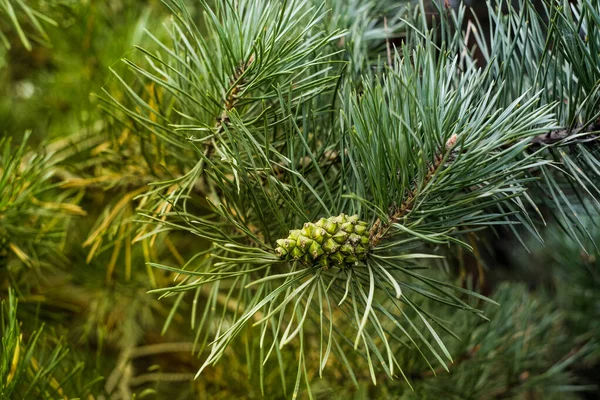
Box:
<box><xmin>446</xmin><ymin>134</ymin><xmax>458</xmax><ymax>150</ymax></box>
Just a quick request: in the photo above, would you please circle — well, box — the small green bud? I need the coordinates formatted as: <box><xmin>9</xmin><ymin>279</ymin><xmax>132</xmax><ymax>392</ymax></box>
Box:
<box><xmin>345</xmin><ymin>255</ymin><xmax>359</xmax><ymax>263</ymax></box>
<box><xmin>275</xmin><ymin>247</ymin><xmax>288</xmax><ymax>258</ymax></box>
<box><xmin>354</xmin><ymin>245</ymin><xmax>367</xmax><ymax>254</ymax></box>
<box><xmin>288</xmin><ymin>229</ymin><xmax>301</xmax><ymax>240</ymax></box>
<box><xmin>301</xmin><ymin>223</ymin><xmax>314</xmax><ymax>237</ymax></box>
<box><xmin>277</xmin><ymin>238</ymin><xmax>295</xmax><ymax>251</ymax></box>
<box><xmin>348</xmin><ymin>233</ymin><xmax>362</xmax><ymax>245</ymax></box>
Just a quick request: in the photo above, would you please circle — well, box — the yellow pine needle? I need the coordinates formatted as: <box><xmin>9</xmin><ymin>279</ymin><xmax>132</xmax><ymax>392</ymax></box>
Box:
<box><xmin>85</xmin><ymin>239</ymin><xmax>102</xmax><ymax>264</ymax></box>
<box><xmin>8</xmin><ymin>242</ymin><xmax>33</xmax><ymax>268</ymax></box>
<box><xmin>150</xmin><ymin>197</ymin><xmax>174</xmax><ymax>247</ymax></box>
<box><xmin>7</xmin><ymin>334</ymin><xmax>21</xmax><ymax>385</ymax></box>
<box><xmin>133</xmin><ymin>184</ymin><xmax>176</xmax><ymax>245</ymax></box>
<box><xmin>19</xmin><ymin>295</ymin><xmax>46</xmax><ymax>303</ymax></box>
<box><xmin>150</xmin><ymin>239</ymin><xmax>159</xmax><ymax>262</ymax></box>
<box><xmin>148</xmin><ymin>83</ymin><xmax>159</xmax><ymax>123</ymax></box>
<box><xmin>90</xmin><ymin>141</ymin><xmax>111</xmax><ymax>156</ymax></box>
<box><xmin>29</xmin><ymin>357</ymin><xmax>67</xmax><ymax>400</ymax></box>
<box><xmin>125</xmin><ymin>231</ymin><xmax>132</xmax><ymax>281</ymax></box>
<box><xmin>164</xmin><ymin>236</ymin><xmax>185</xmax><ymax>266</ymax></box>
<box><xmin>106</xmin><ymin>223</ymin><xmax>126</xmax><ymax>284</ymax></box>
<box><xmin>31</xmin><ymin>197</ymin><xmax>87</xmax><ymax>216</ymax></box>
<box><xmin>59</xmin><ymin>173</ymin><xmax>121</xmax><ymax>188</ymax></box>
<box><xmin>83</xmin><ymin>186</ymin><xmax>147</xmax><ymax>248</ymax></box>
<box><xmin>143</xmin><ymin>239</ymin><xmax>157</xmax><ymax>288</ymax></box>
<box><xmin>117</xmin><ymin>128</ymin><xmax>130</xmax><ymax>145</ymax></box>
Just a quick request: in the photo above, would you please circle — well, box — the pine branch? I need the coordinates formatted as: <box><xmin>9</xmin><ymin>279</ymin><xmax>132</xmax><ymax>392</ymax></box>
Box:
<box><xmin>422</xmin><ymin>0</ymin><xmax>600</xmax><ymax>250</ymax></box>
<box><xmin>77</xmin><ymin>1</ymin><xmax>600</xmax><ymax>396</ymax></box>
<box><xmin>369</xmin><ymin>134</ymin><xmax>459</xmax><ymax>247</ymax></box>
<box><xmin>215</xmin><ymin>54</ymin><xmax>255</xmax><ymax>134</ymax></box>
<box><xmin>206</xmin><ymin>54</ymin><xmax>256</xmax><ymax>165</ymax></box>
<box><xmin>132</xmin><ymin>2</ymin><xmax>566</xmax><ymax>389</ymax></box>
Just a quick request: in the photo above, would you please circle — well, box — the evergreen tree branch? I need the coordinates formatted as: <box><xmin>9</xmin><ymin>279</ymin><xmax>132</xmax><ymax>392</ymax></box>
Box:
<box><xmin>84</xmin><ymin>0</ymin><xmax>600</xmax><ymax>396</ymax></box>
<box><xmin>369</xmin><ymin>134</ymin><xmax>459</xmax><ymax>247</ymax></box>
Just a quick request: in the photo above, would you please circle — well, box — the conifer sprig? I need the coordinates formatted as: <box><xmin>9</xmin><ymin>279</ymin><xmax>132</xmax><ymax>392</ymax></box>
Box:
<box><xmin>0</xmin><ymin>132</ymin><xmax>85</xmax><ymax>269</ymax></box>
<box><xmin>1</xmin><ymin>290</ymin><xmax>102</xmax><ymax>399</ymax></box>
<box><xmin>135</xmin><ymin>7</ymin><xmax>567</xmax><ymax>395</ymax></box>
<box><xmin>102</xmin><ymin>0</ymin><xmax>344</xmax><ymax>212</ymax></box>
<box><xmin>437</xmin><ymin>0</ymin><xmax>600</xmax><ymax>247</ymax></box>
<box><xmin>97</xmin><ymin>0</ymin><xmax>600</xmax><ymax>396</ymax></box>
<box><xmin>0</xmin><ymin>0</ymin><xmax>57</xmax><ymax>50</ymax></box>
<box><xmin>344</xmin><ymin>45</ymin><xmax>556</xmax><ymax>252</ymax></box>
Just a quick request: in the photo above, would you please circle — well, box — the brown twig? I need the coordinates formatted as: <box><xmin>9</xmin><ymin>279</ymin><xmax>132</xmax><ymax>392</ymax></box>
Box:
<box><xmin>530</xmin><ymin>120</ymin><xmax>600</xmax><ymax>146</ymax></box>
<box><xmin>201</xmin><ymin>55</ymin><xmax>255</xmax><ymax>191</ymax></box>
<box><xmin>104</xmin><ymin>347</ymin><xmax>133</xmax><ymax>399</ymax></box>
<box><xmin>214</xmin><ymin>54</ymin><xmax>255</xmax><ymax>136</ymax></box>
<box><xmin>130</xmin><ymin>372</ymin><xmax>196</xmax><ymax>387</ymax></box>
<box><xmin>130</xmin><ymin>342</ymin><xmax>197</xmax><ymax>358</ymax></box>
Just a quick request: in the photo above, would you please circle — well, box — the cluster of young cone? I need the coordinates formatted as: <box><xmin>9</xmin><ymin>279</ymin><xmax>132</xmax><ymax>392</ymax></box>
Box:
<box><xmin>275</xmin><ymin>214</ymin><xmax>370</xmax><ymax>268</ymax></box>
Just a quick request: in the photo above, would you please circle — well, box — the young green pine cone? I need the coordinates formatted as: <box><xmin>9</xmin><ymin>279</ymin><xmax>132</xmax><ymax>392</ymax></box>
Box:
<box><xmin>275</xmin><ymin>214</ymin><xmax>370</xmax><ymax>268</ymax></box>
